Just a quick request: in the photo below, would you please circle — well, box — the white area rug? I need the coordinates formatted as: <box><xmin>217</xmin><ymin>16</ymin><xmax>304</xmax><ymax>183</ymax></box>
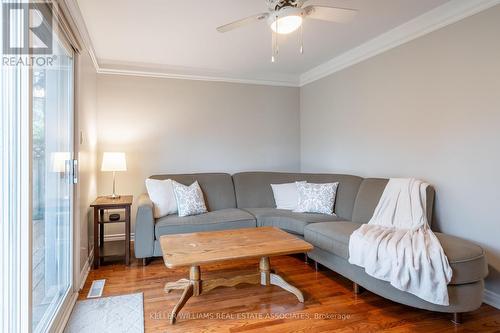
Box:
<box><xmin>65</xmin><ymin>293</ymin><xmax>144</xmax><ymax>333</ymax></box>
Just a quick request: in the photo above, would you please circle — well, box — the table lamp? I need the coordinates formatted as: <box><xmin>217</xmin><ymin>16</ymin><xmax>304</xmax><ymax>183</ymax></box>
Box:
<box><xmin>101</xmin><ymin>152</ymin><xmax>127</xmax><ymax>199</ymax></box>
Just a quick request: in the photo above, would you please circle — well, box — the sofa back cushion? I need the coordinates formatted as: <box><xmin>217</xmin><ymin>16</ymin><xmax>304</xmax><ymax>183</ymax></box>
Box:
<box><xmin>150</xmin><ymin>173</ymin><xmax>236</xmax><ymax>211</ymax></box>
<box><xmin>351</xmin><ymin>178</ymin><xmax>435</xmax><ymax>225</ymax></box>
<box><xmin>232</xmin><ymin>172</ymin><xmax>363</xmax><ymax>220</ymax></box>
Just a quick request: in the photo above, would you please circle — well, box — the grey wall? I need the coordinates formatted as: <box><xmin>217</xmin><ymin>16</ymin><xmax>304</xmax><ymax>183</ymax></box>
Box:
<box><xmin>76</xmin><ymin>51</ymin><xmax>97</xmax><ymax>273</ymax></box>
<box><xmin>300</xmin><ymin>5</ymin><xmax>500</xmax><ymax>294</ymax></box>
<box><xmin>96</xmin><ymin>74</ymin><xmax>300</xmax><ymax>234</ymax></box>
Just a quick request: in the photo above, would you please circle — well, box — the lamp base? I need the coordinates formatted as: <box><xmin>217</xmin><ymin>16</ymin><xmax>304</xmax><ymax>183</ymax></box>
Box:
<box><xmin>108</xmin><ymin>172</ymin><xmax>121</xmax><ymax>199</ymax></box>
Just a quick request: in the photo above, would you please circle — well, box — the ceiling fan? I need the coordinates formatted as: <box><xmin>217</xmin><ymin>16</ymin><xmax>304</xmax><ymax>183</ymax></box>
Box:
<box><xmin>216</xmin><ymin>0</ymin><xmax>358</xmax><ymax>62</ymax></box>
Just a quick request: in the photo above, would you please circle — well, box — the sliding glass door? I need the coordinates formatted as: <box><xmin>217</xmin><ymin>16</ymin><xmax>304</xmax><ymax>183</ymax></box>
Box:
<box><xmin>31</xmin><ymin>28</ymin><xmax>75</xmax><ymax>333</ymax></box>
<box><xmin>1</xmin><ymin>1</ymin><xmax>77</xmax><ymax>332</ymax></box>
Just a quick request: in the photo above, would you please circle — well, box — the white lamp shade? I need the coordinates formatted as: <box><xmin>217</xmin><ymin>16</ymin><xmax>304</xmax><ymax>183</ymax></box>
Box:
<box><xmin>101</xmin><ymin>152</ymin><xmax>127</xmax><ymax>172</ymax></box>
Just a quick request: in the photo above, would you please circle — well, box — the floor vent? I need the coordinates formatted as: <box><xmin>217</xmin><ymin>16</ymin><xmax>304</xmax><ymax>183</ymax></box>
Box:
<box><xmin>87</xmin><ymin>279</ymin><xmax>106</xmax><ymax>298</ymax></box>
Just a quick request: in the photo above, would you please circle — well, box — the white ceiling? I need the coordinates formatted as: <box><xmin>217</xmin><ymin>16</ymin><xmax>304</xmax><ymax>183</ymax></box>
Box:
<box><xmin>77</xmin><ymin>0</ymin><xmax>452</xmax><ymax>84</ymax></box>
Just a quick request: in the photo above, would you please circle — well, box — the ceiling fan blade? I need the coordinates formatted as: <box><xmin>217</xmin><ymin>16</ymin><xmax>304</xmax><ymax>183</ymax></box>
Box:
<box><xmin>216</xmin><ymin>13</ymin><xmax>269</xmax><ymax>33</ymax></box>
<box><xmin>303</xmin><ymin>5</ymin><xmax>357</xmax><ymax>23</ymax></box>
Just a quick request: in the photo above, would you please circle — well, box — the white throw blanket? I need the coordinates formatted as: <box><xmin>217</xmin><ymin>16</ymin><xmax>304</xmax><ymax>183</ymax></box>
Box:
<box><xmin>348</xmin><ymin>178</ymin><xmax>453</xmax><ymax>305</ymax></box>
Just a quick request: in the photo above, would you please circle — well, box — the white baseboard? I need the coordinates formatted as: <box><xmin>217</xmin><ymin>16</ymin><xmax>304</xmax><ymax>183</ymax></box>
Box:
<box><xmin>78</xmin><ymin>257</ymin><xmax>91</xmax><ymax>291</ymax></box>
<box><xmin>104</xmin><ymin>233</ymin><xmax>135</xmax><ymax>242</ymax></box>
<box><xmin>484</xmin><ymin>288</ymin><xmax>500</xmax><ymax>309</ymax></box>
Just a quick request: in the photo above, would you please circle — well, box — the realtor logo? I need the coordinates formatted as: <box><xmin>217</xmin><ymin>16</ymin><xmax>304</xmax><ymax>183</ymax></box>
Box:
<box><xmin>2</xmin><ymin>3</ymin><xmax>53</xmax><ymax>55</ymax></box>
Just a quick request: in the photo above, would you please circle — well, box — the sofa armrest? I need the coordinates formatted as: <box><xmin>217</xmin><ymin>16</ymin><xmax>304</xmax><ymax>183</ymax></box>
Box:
<box><xmin>134</xmin><ymin>193</ymin><xmax>155</xmax><ymax>258</ymax></box>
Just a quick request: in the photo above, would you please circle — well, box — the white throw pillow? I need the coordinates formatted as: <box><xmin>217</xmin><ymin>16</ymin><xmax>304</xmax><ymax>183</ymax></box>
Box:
<box><xmin>172</xmin><ymin>181</ymin><xmax>208</xmax><ymax>217</ymax></box>
<box><xmin>145</xmin><ymin>178</ymin><xmax>178</xmax><ymax>218</ymax></box>
<box><xmin>271</xmin><ymin>181</ymin><xmax>306</xmax><ymax>210</ymax></box>
<box><xmin>294</xmin><ymin>182</ymin><xmax>339</xmax><ymax>215</ymax></box>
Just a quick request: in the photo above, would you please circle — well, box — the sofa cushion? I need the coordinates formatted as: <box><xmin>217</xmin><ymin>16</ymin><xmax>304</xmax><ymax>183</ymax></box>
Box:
<box><xmin>155</xmin><ymin>208</ymin><xmax>256</xmax><ymax>238</ymax></box>
<box><xmin>244</xmin><ymin>208</ymin><xmax>339</xmax><ymax>235</ymax></box>
<box><xmin>304</xmin><ymin>222</ymin><xmax>487</xmax><ymax>285</ymax></box>
<box><xmin>150</xmin><ymin>173</ymin><xmax>236</xmax><ymax>211</ymax></box>
<box><xmin>233</xmin><ymin>172</ymin><xmax>363</xmax><ymax>219</ymax></box>
<box><xmin>304</xmin><ymin>221</ymin><xmax>355</xmax><ymax>259</ymax></box>
<box><xmin>351</xmin><ymin>178</ymin><xmax>435</xmax><ymax>225</ymax></box>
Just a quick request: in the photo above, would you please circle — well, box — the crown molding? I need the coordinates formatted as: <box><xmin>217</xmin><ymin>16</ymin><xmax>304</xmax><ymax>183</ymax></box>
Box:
<box><xmin>299</xmin><ymin>0</ymin><xmax>500</xmax><ymax>86</ymax></box>
<box><xmin>61</xmin><ymin>0</ymin><xmax>300</xmax><ymax>87</ymax></box>
<box><xmin>97</xmin><ymin>65</ymin><xmax>301</xmax><ymax>87</ymax></box>
<box><xmin>61</xmin><ymin>0</ymin><xmax>99</xmax><ymax>70</ymax></box>
<box><xmin>63</xmin><ymin>0</ymin><xmax>500</xmax><ymax>88</ymax></box>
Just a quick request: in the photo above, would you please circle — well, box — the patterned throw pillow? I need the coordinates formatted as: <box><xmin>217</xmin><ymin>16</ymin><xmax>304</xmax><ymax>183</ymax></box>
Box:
<box><xmin>172</xmin><ymin>181</ymin><xmax>208</xmax><ymax>217</ymax></box>
<box><xmin>294</xmin><ymin>182</ymin><xmax>339</xmax><ymax>215</ymax></box>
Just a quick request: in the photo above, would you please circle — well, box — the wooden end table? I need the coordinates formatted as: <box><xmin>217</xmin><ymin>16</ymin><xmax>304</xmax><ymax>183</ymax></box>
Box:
<box><xmin>160</xmin><ymin>226</ymin><xmax>313</xmax><ymax>324</ymax></box>
<box><xmin>90</xmin><ymin>195</ymin><xmax>133</xmax><ymax>269</ymax></box>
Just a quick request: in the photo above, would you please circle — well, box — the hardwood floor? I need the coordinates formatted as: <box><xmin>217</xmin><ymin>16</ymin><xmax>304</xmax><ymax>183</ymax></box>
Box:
<box><xmin>79</xmin><ymin>253</ymin><xmax>500</xmax><ymax>332</ymax></box>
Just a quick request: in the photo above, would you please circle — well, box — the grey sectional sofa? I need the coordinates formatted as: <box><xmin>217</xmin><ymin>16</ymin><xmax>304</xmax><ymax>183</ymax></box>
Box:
<box><xmin>135</xmin><ymin>172</ymin><xmax>488</xmax><ymax>321</ymax></box>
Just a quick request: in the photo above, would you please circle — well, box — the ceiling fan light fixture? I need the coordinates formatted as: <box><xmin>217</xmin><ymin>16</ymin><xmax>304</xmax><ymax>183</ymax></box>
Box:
<box><xmin>215</xmin><ymin>1</ymin><xmax>358</xmax><ymax>62</ymax></box>
<box><xmin>268</xmin><ymin>7</ymin><xmax>303</xmax><ymax>34</ymax></box>
<box><xmin>270</xmin><ymin>14</ymin><xmax>303</xmax><ymax>34</ymax></box>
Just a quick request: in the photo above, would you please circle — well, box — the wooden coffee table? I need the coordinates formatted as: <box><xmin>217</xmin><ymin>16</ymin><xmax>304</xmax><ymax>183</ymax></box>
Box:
<box><xmin>160</xmin><ymin>226</ymin><xmax>313</xmax><ymax>324</ymax></box>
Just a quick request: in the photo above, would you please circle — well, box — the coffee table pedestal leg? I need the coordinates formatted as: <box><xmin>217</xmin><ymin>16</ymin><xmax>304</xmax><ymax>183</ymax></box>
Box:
<box><xmin>190</xmin><ymin>266</ymin><xmax>201</xmax><ymax>296</ymax></box>
<box><xmin>167</xmin><ymin>265</ymin><xmax>200</xmax><ymax>324</ymax></box>
<box><xmin>260</xmin><ymin>257</ymin><xmax>271</xmax><ymax>285</ymax></box>
<box><xmin>269</xmin><ymin>273</ymin><xmax>304</xmax><ymax>302</ymax></box>
<box><xmin>260</xmin><ymin>256</ymin><xmax>304</xmax><ymax>303</ymax></box>
<box><xmin>165</xmin><ymin>258</ymin><xmax>305</xmax><ymax>324</ymax></box>
<box><xmin>169</xmin><ymin>283</ymin><xmax>193</xmax><ymax>324</ymax></box>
